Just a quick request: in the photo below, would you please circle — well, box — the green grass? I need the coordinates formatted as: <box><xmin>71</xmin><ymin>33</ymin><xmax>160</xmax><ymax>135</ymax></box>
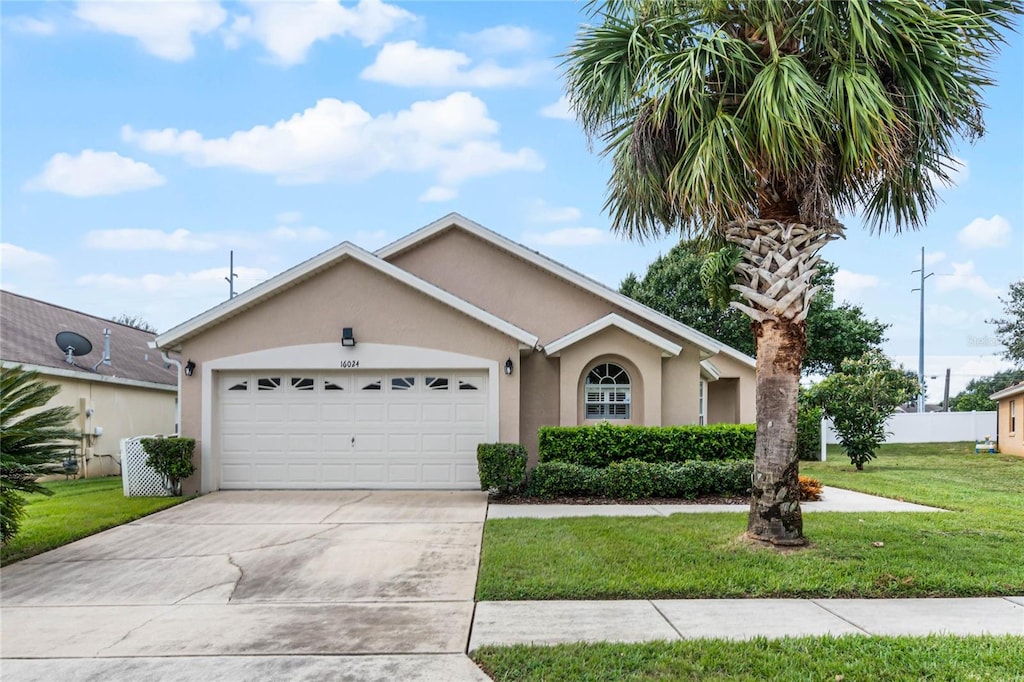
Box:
<box><xmin>1</xmin><ymin>477</ymin><xmax>189</xmax><ymax>565</ymax></box>
<box><xmin>477</xmin><ymin>443</ymin><xmax>1024</xmax><ymax>600</ymax></box>
<box><xmin>473</xmin><ymin>635</ymin><xmax>1024</xmax><ymax>682</ymax></box>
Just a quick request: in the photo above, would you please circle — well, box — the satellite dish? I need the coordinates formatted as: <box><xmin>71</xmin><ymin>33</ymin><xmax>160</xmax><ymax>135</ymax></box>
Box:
<box><xmin>56</xmin><ymin>331</ymin><xmax>93</xmax><ymax>364</ymax></box>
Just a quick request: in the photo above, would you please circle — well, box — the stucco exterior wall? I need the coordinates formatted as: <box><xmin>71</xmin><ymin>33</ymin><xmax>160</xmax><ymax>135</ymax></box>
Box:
<box><xmin>661</xmin><ymin>344</ymin><xmax>702</xmax><ymax>425</ymax></box>
<box><xmin>708</xmin><ymin>353</ymin><xmax>756</xmax><ymax>424</ymax></box>
<box><xmin>519</xmin><ymin>352</ymin><xmax>560</xmax><ymax>463</ymax></box>
<box><xmin>41</xmin><ymin>375</ymin><xmax>176</xmax><ymax>478</ymax></box>
<box><xmin>176</xmin><ymin>258</ymin><xmax>523</xmax><ymax>493</ymax></box>
<box><xmin>997</xmin><ymin>395</ymin><xmax>1022</xmax><ymax>456</ymax></box>
<box><xmin>707</xmin><ymin>378</ymin><xmax>739</xmax><ymax>424</ymax></box>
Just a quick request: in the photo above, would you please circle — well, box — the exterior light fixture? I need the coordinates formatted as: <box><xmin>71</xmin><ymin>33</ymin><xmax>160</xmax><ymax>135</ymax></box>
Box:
<box><xmin>184</xmin><ymin>360</ymin><xmax>196</xmax><ymax>377</ymax></box>
<box><xmin>342</xmin><ymin>327</ymin><xmax>356</xmax><ymax>347</ymax></box>
<box><xmin>504</xmin><ymin>357</ymin><xmax>514</xmax><ymax>375</ymax></box>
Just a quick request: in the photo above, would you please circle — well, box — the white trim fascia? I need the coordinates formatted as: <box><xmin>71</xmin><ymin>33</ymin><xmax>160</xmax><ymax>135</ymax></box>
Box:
<box><xmin>154</xmin><ymin>240</ymin><xmax>538</xmax><ymax>350</ymax></box>
<box><xmin>0</xmin><ymin>360</ymin><xmax>176</xmax><ymax>392</ymax></box>
<box><xmin>700</xmin><ymin>359</ymin><xmax>721</xmax><ymax>381</ymax></box>
<box><xmin>199</xmin><ymin>343</ymin><xmax>501</xmax><ymax>493</ymax></box>
<box><xmin>544</xmin><ymin>313</ymin><xmax>683</xmax><ymax>358</ymax></box>
<box><xmin>376</xmin><ymin>213</ymin><xmax>750</xmax><ymax>361</ymax></box>
<box><xmin>990</xmin><ymin>382</ymin><xmax>1024</xmax><ymax>401</ymax></box>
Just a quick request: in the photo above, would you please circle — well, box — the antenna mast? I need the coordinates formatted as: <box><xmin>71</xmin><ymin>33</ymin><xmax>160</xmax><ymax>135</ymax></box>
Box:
<box><xmin>225</xmin><ymin>250</ymin><xmax>238</xmax><ymax>299</ymax></box>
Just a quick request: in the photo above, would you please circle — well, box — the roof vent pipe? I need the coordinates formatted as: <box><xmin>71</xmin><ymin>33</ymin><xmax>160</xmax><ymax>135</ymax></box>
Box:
<box><xmin>92</xmin><ymin>329</ymin><xmax>112</xmax><ymax>370</ymax></box>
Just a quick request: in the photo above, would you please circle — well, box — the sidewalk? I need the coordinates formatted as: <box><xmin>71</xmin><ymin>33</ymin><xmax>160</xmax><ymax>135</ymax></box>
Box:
<box><xmin>488</xmin><ymin>486</ymin><xmax>943</xmax><ymax>519</ymax></box>
<box><xmin>469</xmin><ymin>597</ymin><xmax>1024</xmax><ymax>650</ymax></box>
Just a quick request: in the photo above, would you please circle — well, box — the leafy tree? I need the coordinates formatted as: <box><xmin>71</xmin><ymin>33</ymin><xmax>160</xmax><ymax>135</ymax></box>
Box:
<box><xmin>111</xmin><ymin>314</ymin><xmax>157</xmax><ymax>333</ymax></box>
<box><xmin>989</xmin><ymin>280</ymin><xmax>1024</xmax><ymax>368</ymax></box>
<box><xmin>950</xmin><ymin>369</ymin><xmax>1024</xmax><ymax>412</ymax></box>
<box><xmin>565</xmin><ymin>0</ymin><xmax>1017</xmax><ymax>544</ymax></box>
<box><xmin>1</xmin><ymin>366</ymin><xmax>79</xmax><ymax>543</ymax></box>
<box><xmin>621</xmin><ymin>241</ymin><xmax>887</xmax><ymax>375</ymax></box>
<box><xmin>139</xmin><ymin>437</ymin><xmax>196</xmax><ymax>497</ymax></box>
<box><xmin>807</xmin><ymin>351</ymin><xmax>920</xmax><ymax>470</ymax></box>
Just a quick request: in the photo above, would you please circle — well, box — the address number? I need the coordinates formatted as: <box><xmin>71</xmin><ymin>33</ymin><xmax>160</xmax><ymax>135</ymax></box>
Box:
<box><xmin>340</xmin><ymin>360</ymin><xmax>360</xmax><ymax>368</ymax></box>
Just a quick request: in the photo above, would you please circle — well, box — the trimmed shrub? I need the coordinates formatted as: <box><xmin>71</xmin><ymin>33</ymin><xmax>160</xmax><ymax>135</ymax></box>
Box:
<box><xmin>796</xmin><ymin>404</ymin><xmax>823</xmax><ymax>461</ymax></box>
<box><xmin>527</xmin><ymin>459</ymin><xmax>753</xmax><ymax>500</ymax></box>
<box><xmin>526</xmin><ymin>462</ymin><xmax>602</xmax><ymax>498</ymax></box>
<box><xmin>799</xmin><ymin>475</ymin><xmax>823</xmax><ymax>501</ymax></box>
<box><xmin>477</xmin><ymin>443</ymin><xmax>527</xmax><ymax>495</ymax></box>
<box><xmin>537</xmin><ymin>422</ymin><xmax>755</xmax><ymax>467</ymax></box>
<box><xmin>140</xmin><ymin>437</ymin><xmax>196</xmax><ymax>496</ymax></box>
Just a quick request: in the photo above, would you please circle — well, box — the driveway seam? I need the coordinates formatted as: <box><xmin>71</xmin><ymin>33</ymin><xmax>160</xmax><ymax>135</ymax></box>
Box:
<box><xmin>648</xmin><ymin>600</ymin><xmax>685</xmax><ymax>640</ymax></box>
<box><xmin>92</xmin><ymin>606</ymin><xmax>178</xmax><ymax>657</ymax></box>
<box><xmin>317</xmin><ymin>491</ymin><xmax>374</xmax><ymax>523</ymax></box>
<box><xmin>809</xmin><ymin>599</ymin><xmax>874</xmax><ymax>635</ymax></box>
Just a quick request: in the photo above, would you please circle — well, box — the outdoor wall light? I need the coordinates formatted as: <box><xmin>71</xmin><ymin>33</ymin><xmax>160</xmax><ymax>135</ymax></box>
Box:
<box><xmin>504</xmin><ymin>357</ymin><xmax>514</xmax><ymax>375</ymax></box>
<box><xmin>342</xmin><ymin>327</ymin><xmax>357</xmax><ymax>347</ymax></box>
<box><xmin>184</xmin><ymin>360</ymin><xmax>196</xmax><ymax>377</ymax></box>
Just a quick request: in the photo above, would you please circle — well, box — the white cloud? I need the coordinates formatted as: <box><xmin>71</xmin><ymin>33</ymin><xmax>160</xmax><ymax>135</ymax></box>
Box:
<box><xmin>540</xmin><ymin>95</ymin><xmax>575</xmax><ymax>121</ymax></box>
<box><xmin>0</xmin><ymin>243</ymin><xmax>55</xmax><ymax>271</ymax></box>
<box><xmin>270</xmin><ymin>226</ymin><xmax>332</xmax><ymax>242</ymax></box>
<box><xmin>84</xmin><ymin>228</ymin><xmax>217</xmax><ymax>252</ymax></box>
<box><xmin>524</xmin><ymin>227</ymin><xmax>612</xmax><ymax>247</ymax></box>
<box><xmin>957</xmin><ymin>215</ymin><xmax>1011</xmax><ymax>250</ymax></box>
<box><xmin>530</xmin><ymin>200</ymin><xmax>581</xmax><ymax>223</ymax></box>
<box><xmin>420</xmin><ymin>186</ymin><xmax>457</xmax><ymax>202</ymax></box>
<box><xmin>75</xmin><ymin>0</ymin><xmax>226</xmax><ymax>61</ymax></box>
<box><xmin>25</xmin><ymin>150</ymin><xmax>165</xmax><ymax>197</ymax></box>
<box><xmin>77</xmin><ymin>266</ymin><xmax>269</xmax><ymax>295</ymax></box>
<box><xmin>123</xmin><ymin>92</ymin><xmax>543</xmax><ymax>189</ymax></box>
<box><xmin>461</xmin><ymin>25</ymin><xmax>539</xmax><ymax>53</ymax></box>
<box><xmin>833</xmin><ymin>269</ymin><xmax>881</xmax><ymax>303</ymax></box>
<box><xmin>275</xmin><ymin>210</ymin><xmax>304</xmax><ymax>224</ymax></box>
<box><xmin>8</xmin><ymin>16</ymin><xmax>57</xmax><ymax>35</ymax></box>
<box><xmin>226</xmin><ymin>0</ymin><xmax>414</xmax><ymax>65</ymax></box>
<box><xmin>935</xmin><ymin>261</ymin><xmax>1001</xmax><ymax>298</ymax></box>
<box><xmin>923</xmin><ymin>251</ymin><xmax>947</xmax><ymax>267</ymax></box>
<box><xmin>361</xmin><ymin>41</ymin><xmax>538</xmax><ymax>87</ymax></box>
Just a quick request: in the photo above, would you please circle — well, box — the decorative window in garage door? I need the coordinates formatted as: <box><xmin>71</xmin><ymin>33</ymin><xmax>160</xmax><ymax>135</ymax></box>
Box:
<box><xmin>257</xmin><ymin>377</ymin><xmax>282</xmax><ymax>391</ymax></box>
<box><xmin>585</xmin><ymin>363</ymin><xmax>631</xmax><ymax>419</ymax></box>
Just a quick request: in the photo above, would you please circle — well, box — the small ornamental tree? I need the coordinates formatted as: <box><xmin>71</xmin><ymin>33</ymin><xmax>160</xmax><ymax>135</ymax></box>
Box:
<box><xmin>139</xmin><ymin>437</ymin><xmax>195</xmax><ymax>496</ymax></box>
<box><xmin>808</xmin><ymin>351</ymin><xmax>920</xmax><ymax>470</ymax></box>
<box><xmin>1</xmin><ymin>366</ymin><xmax>79</xmax><ymax>543</ymax></box>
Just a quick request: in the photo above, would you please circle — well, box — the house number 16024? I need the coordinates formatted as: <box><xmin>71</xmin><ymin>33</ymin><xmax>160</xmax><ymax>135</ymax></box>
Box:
<box><xmin>340</xmin><ymin>360</ymin><xmax>360</xmax><ymax>368</ymax></box>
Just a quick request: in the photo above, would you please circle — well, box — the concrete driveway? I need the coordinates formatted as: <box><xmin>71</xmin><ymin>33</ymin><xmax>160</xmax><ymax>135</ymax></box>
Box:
<box><xmin>1</xmin><ymin>490</ymin><xmax>492</xmax><ymax>681</ymax></box>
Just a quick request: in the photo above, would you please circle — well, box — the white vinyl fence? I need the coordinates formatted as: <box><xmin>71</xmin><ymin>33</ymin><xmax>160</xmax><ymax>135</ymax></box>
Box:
<box><xmin>121</xmin><ymin>436</ymin><xmax>172</xmax><ymax>497</ymax></box>
<box><xmin>820</xmin><ymin>411</ymin><xmax>997</xmax><ymax>461</ymax></box>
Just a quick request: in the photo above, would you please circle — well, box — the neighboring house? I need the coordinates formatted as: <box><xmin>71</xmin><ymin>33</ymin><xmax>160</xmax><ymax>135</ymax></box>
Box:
<box><xmin>153</xmin><ymin>213</ymin><xmax>756</xmax><ymax>493</ymax></box>
<box><xmin>990</xmin><ymin>382</ymin><xmax>1023</xmax><ymax>456</ymax></box>
<box><xmin>0</xmin><ymin>291</ymin><xmax>178</xmax><ymax>477</ymax></box>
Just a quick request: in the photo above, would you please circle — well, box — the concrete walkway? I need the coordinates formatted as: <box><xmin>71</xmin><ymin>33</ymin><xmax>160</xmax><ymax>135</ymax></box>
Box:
<box><xmin>487</xmin><ymin>486</ymin><xmax>944</xmax><ymax>519</ymax></box>
<box><xmin>470</xmin><ymin>597</ymin><xmax>1024</xmax><ymax>650</ymax></box>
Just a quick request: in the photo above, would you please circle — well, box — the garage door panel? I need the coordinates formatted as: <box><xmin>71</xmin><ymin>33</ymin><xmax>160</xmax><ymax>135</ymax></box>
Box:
<box><xmin>218</xmin><ymin>370</ymin><xmax>486</xmax><ymax>489</ymax></box>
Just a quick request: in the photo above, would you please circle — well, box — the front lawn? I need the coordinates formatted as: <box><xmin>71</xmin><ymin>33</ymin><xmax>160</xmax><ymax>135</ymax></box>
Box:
<box><xmin>1</xmin><ymin>477</ymin><xmax>189</xmax><ymax>565</ymax></box>
<box><xmin>473</xmin><ymin>635</ymin><xmax>1024</xmax><ymax>682</ymax></box>
<box><xmin>477</xmin><ymin>444</ymin><xmax>1024</xmax><ymax>600</ymax></box>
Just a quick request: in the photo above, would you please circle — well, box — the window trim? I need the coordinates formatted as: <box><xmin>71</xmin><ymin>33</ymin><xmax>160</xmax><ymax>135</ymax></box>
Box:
<box><xmin>584</xmin><ymin>362</ymin><xmax>631</xmax><ymax>420</ymax></box>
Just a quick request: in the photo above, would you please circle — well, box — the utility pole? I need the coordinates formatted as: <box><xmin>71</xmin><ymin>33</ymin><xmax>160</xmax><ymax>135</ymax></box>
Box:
<box><xmin>943</xmin><ymin>368</ymin><xmax>951</xmax><ymax>411</ymax></box>
<box><xmin>225</xmin><ymin>250</ymin><xmax>238</xmax><ymax>299</ymax></box>
<box><xmin>911</xmin><ymin>247</ymin><xmax>934</xmax><ymax>413</ymax></box>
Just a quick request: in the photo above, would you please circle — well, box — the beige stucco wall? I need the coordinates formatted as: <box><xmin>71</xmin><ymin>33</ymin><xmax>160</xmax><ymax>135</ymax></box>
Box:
<box><xmin>997</xmin><ymin>395</ymin><xmax>1022</xmax><ymax>456</ymax></box>
<box><xmin>707</xmin><ymin>353</ymin><xmax>757</xmax><ymax>424</ymax></box>
<box><xmin>707</xmin><ymin>378</ymin><xmax>739</xmax><ymax>424</ymax></box>
<box><xmin>40</xmin><ymin>375</ymin><xmax>176</xmax><ymax>478</ymax></box>
<box><xmin>176</xmin><ymin>258</ymin><xmax>523</xmax><ymax>493</ymax></box>
<box><xmin>661</xmin><ymin>344</ymin><xmax>702</xmax><ymax>425</ymax></box>
<box><xmin>519</xmin><ymin>352</ymin><xmax>560</xmax><ymax>463</ymax></box>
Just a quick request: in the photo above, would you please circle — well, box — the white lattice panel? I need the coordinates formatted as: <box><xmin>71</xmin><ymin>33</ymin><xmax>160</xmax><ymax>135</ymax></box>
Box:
<box><xmin>121</xmin><ymin>437</ymin><xmax>172</xmax><ymax>497</ymax></box>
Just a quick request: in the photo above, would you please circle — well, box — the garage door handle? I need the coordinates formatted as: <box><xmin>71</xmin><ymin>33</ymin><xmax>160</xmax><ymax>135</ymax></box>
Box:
<box><xmin>351</xmin><ymin>436</ymin><xmax>355</xmax><ymax>445</ymax></box>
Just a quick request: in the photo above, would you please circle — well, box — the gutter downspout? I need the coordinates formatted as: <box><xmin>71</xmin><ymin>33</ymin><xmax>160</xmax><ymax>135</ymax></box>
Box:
<box><xmin>154</xmin><ymin>345</ymin><xmax>182</xmax><ymax>435</ymax></box>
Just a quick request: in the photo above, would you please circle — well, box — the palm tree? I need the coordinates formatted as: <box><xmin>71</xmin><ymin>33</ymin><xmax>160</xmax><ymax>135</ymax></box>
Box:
<box><xmin>1</xmin><ymin>366</ymin><xmax>79</xmax><ymax>543</ymax></box>
<box><xmin>565</xmin><ymin>0</ymin><xmax>1018</xmax><ymax>544</ymax></box>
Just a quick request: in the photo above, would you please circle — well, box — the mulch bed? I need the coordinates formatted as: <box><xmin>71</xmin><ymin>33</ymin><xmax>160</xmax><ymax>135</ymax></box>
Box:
<box><xmin>490</xmin><ymin>494</ymin><xmax>749</xmax><ymax>506</ymax></box>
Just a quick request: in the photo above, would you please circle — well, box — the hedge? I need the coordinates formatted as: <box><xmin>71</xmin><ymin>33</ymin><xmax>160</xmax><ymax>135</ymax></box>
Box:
<box><xmin>526</xmin><ymin>459</ymin><xmax>753</xmax><ymax>500</ymax></box>
<box><xmin>796</xmin><ymin>405</ymin><xmax>823</xmax><ymax>461</ymax></box>
<box><xmin>477</xmin><ymin>443</ymin><xmax>528</xmax><ymax>495</ymax></box>
<box><xmin>537</xmin><ymin>422</ymin><xmax>755</xmax><ymax>467</ymax></box>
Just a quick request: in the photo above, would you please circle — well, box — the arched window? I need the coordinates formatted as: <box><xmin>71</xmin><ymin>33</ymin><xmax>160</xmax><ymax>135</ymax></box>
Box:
<box><xmin>585</xmin><ymin>363</ymin><xmax>631</xmax><ymax>419</ymax></box>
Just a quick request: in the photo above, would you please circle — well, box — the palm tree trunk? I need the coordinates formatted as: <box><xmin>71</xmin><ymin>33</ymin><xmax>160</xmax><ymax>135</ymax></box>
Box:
<box><xmin>724</xmin><ymin>218</ymin><xmax>841</xmax><ymax>546</ymax></box>
<box><xmin>747</xmin><ymin>319</ymin><xmax>805</xmax><ymax>544</ymax></box>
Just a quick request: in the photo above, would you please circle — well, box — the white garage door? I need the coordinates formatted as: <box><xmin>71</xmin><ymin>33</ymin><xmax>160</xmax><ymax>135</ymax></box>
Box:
<box><xmin>217</xmin><ymin>370</ymin><xmax>488</xmax><ymax>489</ymax></box>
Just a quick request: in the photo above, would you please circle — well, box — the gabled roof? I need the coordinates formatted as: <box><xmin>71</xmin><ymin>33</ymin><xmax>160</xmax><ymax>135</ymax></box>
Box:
<box><xmin>0</xmin><ymin>290</ymin><xmax>177</xmax><ymax>387</ymax></box>
<box><xmin>545</xmin><ymin>313</ymin><xmax>683</xmax><ymax>358</ymax></box>
<box><xmin>700</xmin><ymin>359</ymin><xmax>721</xmax><ymax>381</ymax></box>
<box><xmin>153</xmin><ymin>241</ymin><xmax>539</xmax><ymax>350</ymax></box>
<box><xmin>377</xmin><ymin>213</ymin><xmax>756</xmax><ymax>368</ymax></box>
<box><xmin>990</xmin><ymin>381</ymin><xmax>1024</xmax><ymax>401</ymax></box>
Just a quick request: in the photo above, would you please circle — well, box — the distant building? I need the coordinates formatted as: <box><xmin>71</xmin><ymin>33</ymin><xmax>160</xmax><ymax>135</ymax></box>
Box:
<box><xmin>990</xmin><ymin>382</ymin><xmax>1023</xmax><ymax>456</ymax></box>
<box><xmin>1</xmin><ymin>290</ymin><xmax>178</xmax><ymax>477</ymax></box>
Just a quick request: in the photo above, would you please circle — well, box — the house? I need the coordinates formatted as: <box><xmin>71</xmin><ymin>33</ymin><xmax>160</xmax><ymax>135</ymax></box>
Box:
<box><xmin>152</xmin><ymin>213</ymin><xmax>756</xmax><ymax>493</ymax></box>
<box><xmin>989</xmin><ymin>381</ymin><xmax>1023</xmax><ymax>456</ymax></box>
<box><xmin>0</xmin><ymin>291</ymin><xmax>178</xmax><ymax>477</ymax></box>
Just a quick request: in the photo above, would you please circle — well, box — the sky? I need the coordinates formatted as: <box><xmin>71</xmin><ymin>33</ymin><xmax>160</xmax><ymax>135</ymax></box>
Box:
<box><xmin>2</xmin><ymin>0</ymin><xmax>1022</xmax><ymax>399</ymax></box>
